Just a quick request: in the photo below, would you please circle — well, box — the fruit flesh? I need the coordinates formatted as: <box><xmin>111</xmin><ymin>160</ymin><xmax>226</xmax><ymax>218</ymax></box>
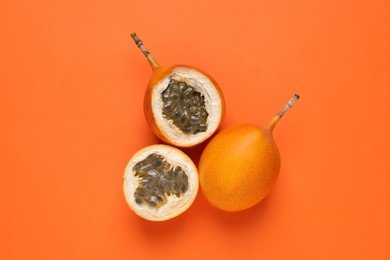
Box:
<box><xmin>162</xmin><ymin>79</ymin><xmax>208</xmax><ymax>134</ymax></box>
<box><xmin>123</xmin><ymin>144</ymin><xmax>199</xmax><ymax>221</ymax></box>
<box><xmin>133</xmin><ymin>153</ymin><xmax>189</xmax><ymax>209</ymax></box>
<box><xmin>146</xmin><ymin>66</ymin><xmax>224</xmax><ymax>147</ymax></box>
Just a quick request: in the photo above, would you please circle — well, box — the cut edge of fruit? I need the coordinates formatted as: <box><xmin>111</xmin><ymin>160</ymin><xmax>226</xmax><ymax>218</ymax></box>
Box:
<box><xmin>151</xmin><ymin>67</ymin><xmax>224</xmax><ymax>147</ymax></box>
<box><xmin>123</xmin><ymin>144</ymin><xmax>199</xmax><ymax>221</ymax></box>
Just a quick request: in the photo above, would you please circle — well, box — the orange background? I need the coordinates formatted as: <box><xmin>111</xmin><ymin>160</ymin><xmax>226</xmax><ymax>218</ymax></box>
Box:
<box><xmin>1</xmin><ymin>0</ymin><xmax>390</xmax><ymax>259</ymax></box>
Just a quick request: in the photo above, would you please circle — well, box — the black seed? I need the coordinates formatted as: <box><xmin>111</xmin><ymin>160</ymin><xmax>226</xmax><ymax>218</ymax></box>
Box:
<box><xmin>190</xmin><ymin>114</ymin><xmax>200</xmax><ymax>124</ymax></box>
<box><xmin>179</xmin><ymin>83</ymin><xmax>187</xmax><ymax>91</ymax></box>
<box><xmin>163</xmin><ymin>91</ymin><xmax>170</xmax><ymax>99</ymax></box>
<box><xmin>174</xmin><ymin>112</ymin><xmax>181</xmax><ymax>120</ymax></box>
<box><xmin>189</xmin><ymin>106</ymin><xmax>197</xmax><ymax>113</ymax></box>
<box><xmin>147</xmin><ymin>170</ymin><xmax>158</xmax><ymax>178</ymax></box>
<box><xmin>133</xmin><ymin>152</ymin><xmax>190</xmax><ymax>209</ymax></box>
<box><xmin>199</xmin><ymin>123</ymin><xmax>206</xmax><ymax>131</ymax></box>
<box><xmin>153</xmin><ymin>159</ymin><xmax>162</xmax><ymax>168</ymax></box>
<box><xmin>185</xmin><ymin>87</ymin><xmax>193</xmax><ymax>94</ymax></box>
<box><xmin>166</xmin><ymin>169</ymin><xmax>172</xmax><ymax>178</ymax></box>
<box><xmin>157</xmin><ymin>184</ymin><xmax>165</xmax><ymax>193</ymax></box>
<box><xmin>161</xmin><ymin>79</ymin><xmax>208</xmax><ymax>135</ymax></box>
<box><xmin>149</xmin><ymin>200</ymin><xmax>157</xmax><ymax>207</ymax></box>
<box><xmin>164</xmin><ymin>101</ymin><xmax>173</xmax><ymax>112</ymax></box>
<box><xmin>180</xmin><ymin>115</ymin><xmax>187</xmax><ymax>125</ymax></box>
<box><xmin>136</xmin><ymin>190</ymin><xmax>145</xmax><ymax>197</ymax></box>
<box><xmin>180</xmin><ymin>184</ymin><xmax>187</xmax><ymax>193</ymax></box>
<box><xmin>139</xmin><ymin>163</ymin><xmax>150</xmax><ymax>171</ymax></box>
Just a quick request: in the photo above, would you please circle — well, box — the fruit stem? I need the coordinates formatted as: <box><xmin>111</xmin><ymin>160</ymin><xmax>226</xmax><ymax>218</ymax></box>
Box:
<box><xmin>266</xmin><ymin>94</ymin><xmax>300</xmax><ymax>131</ymax></box>
<box><xmin>130</xmin><ymin>33</ymin><xmax>160</xmax><ymax>70</ymax></box>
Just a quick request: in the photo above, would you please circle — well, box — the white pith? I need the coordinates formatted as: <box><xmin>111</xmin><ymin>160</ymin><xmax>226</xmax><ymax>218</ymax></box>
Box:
<box><xmin>151</xmin><ymin>67</ymin><xmax>223</xmax><ymax>147</ymax></box>
<box><xmin>123</xmin><ymin>144</ymin><xmax>199</xmax><ymax>221</ymax></box>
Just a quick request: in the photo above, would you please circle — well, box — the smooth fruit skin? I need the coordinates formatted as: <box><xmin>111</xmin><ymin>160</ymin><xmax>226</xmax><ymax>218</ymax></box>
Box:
<box><xmin>198</xmin><ymin>124</ymin><xmax>281</xmax><ymax>212</ymax></box>
<box><xmin>143</xmin><ymin>65</ymin><xmax>173</xmax><ymax>144</ymax></box>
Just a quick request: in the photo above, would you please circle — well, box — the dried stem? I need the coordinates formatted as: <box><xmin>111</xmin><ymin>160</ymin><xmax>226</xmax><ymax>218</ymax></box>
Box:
<box><xmin>131</xmin><ymin>33</ymin><xmax>159</xmax><ymax>70</ymax></box>
<box><xmin>266</xmin><ymin>94</ymin><xmax>300</xmax><ymax>131</ymax></box>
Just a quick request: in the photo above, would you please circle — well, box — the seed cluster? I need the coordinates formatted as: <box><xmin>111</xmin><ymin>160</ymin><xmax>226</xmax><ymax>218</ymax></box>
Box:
<box><xmin>161</xmin><ymin>79</ymin><xmax>208</xmax><ymax>134</ymax></box>
<box><xmin>133</xmin><ymin>153</ymin><xmax>189</xmax><ymax>208</ymax></box>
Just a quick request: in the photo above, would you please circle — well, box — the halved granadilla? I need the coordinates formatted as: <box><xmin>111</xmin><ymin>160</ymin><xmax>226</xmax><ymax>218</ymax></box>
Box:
<box><xmin>123</xmin><ymin>144</ymin><xmax>199</xmax><ymax>221</ymax></box>
<box><xmin>131</xmin><ymin>33</ymin><xmax>225</xmax><ymax>147</ymax></box>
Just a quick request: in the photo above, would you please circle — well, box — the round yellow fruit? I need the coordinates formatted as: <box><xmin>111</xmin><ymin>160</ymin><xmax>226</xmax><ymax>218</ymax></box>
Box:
<box><xmin>199</xmin><ymin>125</ymin><xmax>280</xmax><ymax>211</ymax></box>
<box><xmin>199</xmin><ymin>94</ymin><xmax>300</xmax><ymax>211</ymax></box>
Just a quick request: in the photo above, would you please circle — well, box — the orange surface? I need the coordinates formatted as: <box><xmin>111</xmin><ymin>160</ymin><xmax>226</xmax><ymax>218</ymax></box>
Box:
<box><xmin>1</xmin><ymin>0</ymin><xmax>389</xmax><ymax>259</ymax></box>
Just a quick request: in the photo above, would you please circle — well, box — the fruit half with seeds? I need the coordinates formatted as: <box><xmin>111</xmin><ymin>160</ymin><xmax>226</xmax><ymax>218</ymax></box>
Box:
<box><xmin>123</xmin><ymin>144</ymin><xmax>199</xmax><ymax>221</ymax></box>
<box><xmin>199</xmin><ymin>94</ymin><xmax>300</xmax><ymax>212</ymax></box>
<box><xmin>131</xmin><ymin>33</ymin><xmax>225</xmax><ymax>147</ymax></box>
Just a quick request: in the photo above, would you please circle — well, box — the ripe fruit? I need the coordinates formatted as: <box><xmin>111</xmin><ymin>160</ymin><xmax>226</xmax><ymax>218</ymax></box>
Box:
<box><xmin>123</xmin><ymin>144</ymin><xmax>199</xmax><ymax>221</ymax></box>
<box><xmin>131</xmin><ymin>33</ymin><xmax>225</xmax><ymax>147</ymax></box>
<box><xmin>198</xmin><ymin>94</ymin><xmax>300</xmax><ymax>212</ymax></box>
